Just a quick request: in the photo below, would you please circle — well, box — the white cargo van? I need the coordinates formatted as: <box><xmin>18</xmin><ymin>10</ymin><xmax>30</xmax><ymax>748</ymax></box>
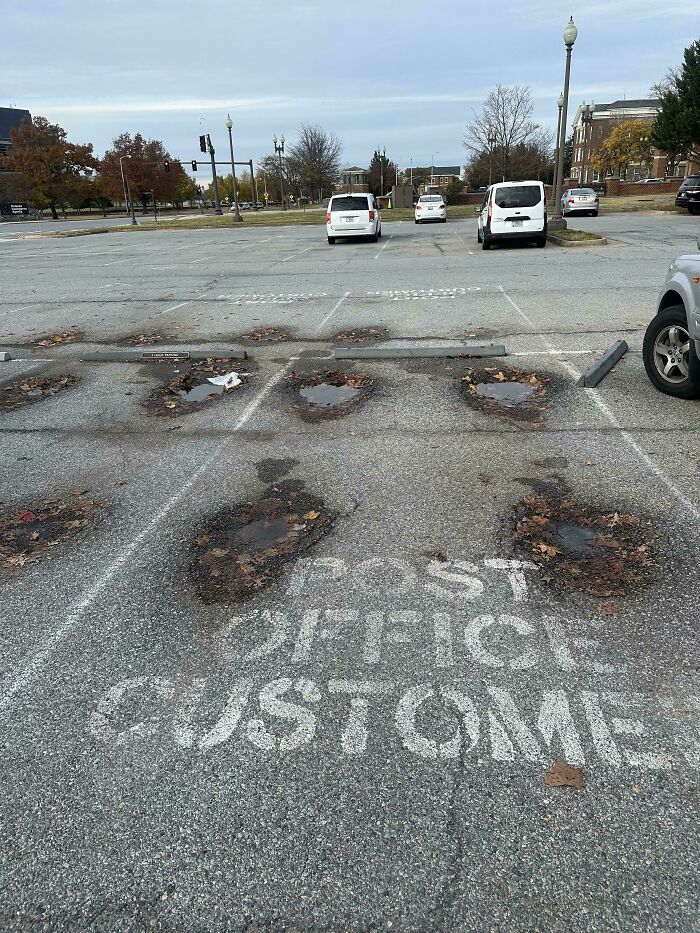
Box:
<box><xmin>326</xmin><ymin>193</ymin><xmax>381</xmax><ymax>244</ymax></box>
<box><xmin>476</xmin><ymin>181</ymin><xmax>547</xmax><ymax>250</ymax></box>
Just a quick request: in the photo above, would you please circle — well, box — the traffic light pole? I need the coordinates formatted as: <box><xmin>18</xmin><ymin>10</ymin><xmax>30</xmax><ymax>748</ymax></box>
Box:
<box><xmin>207</xmin><ymin>135</ymin><xmax>223</xmax><ymax>215</ymax></box>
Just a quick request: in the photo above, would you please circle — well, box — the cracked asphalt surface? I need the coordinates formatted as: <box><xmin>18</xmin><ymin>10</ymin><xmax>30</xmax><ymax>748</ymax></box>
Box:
<box><xmin>1</xmin><ymin>212</ymin><xmax>699</xmax><ymax>932</ymax></box>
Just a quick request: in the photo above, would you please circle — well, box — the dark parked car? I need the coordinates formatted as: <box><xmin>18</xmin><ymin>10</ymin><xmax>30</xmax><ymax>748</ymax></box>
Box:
<box><xmin>675</xmin><ymin>174</ymin><xmax>700</xmax><ymax>214</ymax></box>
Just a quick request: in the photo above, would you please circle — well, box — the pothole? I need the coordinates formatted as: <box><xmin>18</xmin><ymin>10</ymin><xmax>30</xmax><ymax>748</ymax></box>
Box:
<box><xmin>241</xmin><ymin>326</ymin><xmax>289</xmax><ymax>342</ymax></box>
<box><xmin>513</xmin><ymin>494</ymin><xmax>655</xmax><ymax>597</ymax></box>
<box><xmin>0</xmin><ymin>374</ymin><xmax>78</xmax><ymax>412</ymax></box>
<box><xmin>290</xmin><ymin>370</ymin><xmax>373</xmax><ymax>421</ymax></box>
<box><xmin>33</xmin><ymin>332</ymin><xmax>82</xmax><ymax>349</ymax></box>
<box><xmin>144</xmin><ymin>358</ymin><xmax>248</xmax><ymax>417</ymax></box>
<box><xmin>0</xmin><ymin>492</ymin><xmax>101</xmax><ymax>571</ymax></box>
<box><xmin>333</xmin><ymin>326</ymin><xmax>389</xmax><ymax>345</ymax></box>
<box><xmin>461</xmin><ymin>366</ymin><xmax>549</xmax><ymax>425</ymax></box>
<box><xmin>191</xmin><ymin>480</ymin><xmax>335</xmax><ymax>604</ymax></box>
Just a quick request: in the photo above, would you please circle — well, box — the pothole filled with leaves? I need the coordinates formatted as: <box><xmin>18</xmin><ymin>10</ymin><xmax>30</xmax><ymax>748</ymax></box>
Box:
<box><xmin>461</xmin><ymin>365</ymin><xmax>549</xmax><ymax>425</ymax></box>
<box><xmin>242</xmin><ymin>326</ymin><xmax>289</xmax><ymax>342</ymax></box>
<box><xmin>124</xmin><ymin>333</ymin><xmax>167</xmax><ymax>346</ymax></box>
<box><xmin>290</xmin><ymin>370</ymin><xmax>373</xmax><ymax>421</ymax></box>
<box><xmin>0</xmin><ymin>493</ymin><xmax>101</xmax><ymax>572</ymax></box>
<box><xmin>513</xmin><ymin>494</ymin><xmax>655</xmax><ymax>597</ymax></box>
<box><xmin>191</xmin><ymin>480</ymin><xmax>335</xmax><ymax>604</ymax></box>
<box><xmin>333</xmin><ymin>326</ymin><xmax>388</xmax><ymax>345</ymax></box>
<box><xmin>33</xmin><ymin>332</ymin><xmax>81</xmax><ymax>349</ymax></box>
<box><xmin>144</xmin><ymin>358</ymin><xmax>248</xmax><ymax>417</ymax></box>
<box><xmin>0</xmin><ymin>374</ymin><xmax>78</xmax><ymax>412</ymax></box>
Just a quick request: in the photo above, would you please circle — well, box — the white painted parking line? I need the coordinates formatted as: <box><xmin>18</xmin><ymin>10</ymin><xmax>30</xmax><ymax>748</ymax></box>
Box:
<box><xmin>188</xmin><ymin>257</ymin><xmax>212</xmax><ymax>264</ymax></box>
<box><xmin>373</xmin><ymin>235</ymin><xmax>393</xmax><ymax>260</ymax></box>
<box><xmin>158</xmin><ymin>301</ymin><xmax>190</xmax><ymax>315</ymax></box>
<box><xmin>281</xmin><ymin>246</ymin><xmax>314</xmax><ymax>262</ymax></box>
<box><xmin>316</xmin><ymin>291</ymin><xmax>350</xmax><ymax>332</ymax></box>
<box><xmin>0</xmin><ymin>356</ymin><xmax>299</xmax><ymax>715</ymax></box>
<box><xmin>103</xmin><ymin>258</ymin><xmax>131</xmax><ymax>266</ymax></box>
<box><xmin>498</xmin><ymin>284</ymin><xmax>700</xmax><ymax>523</ymax></box>
<box><xmin>100</xmin><ymin>283</ymin><xmax>130</xmax><ymax>288</ymax></box>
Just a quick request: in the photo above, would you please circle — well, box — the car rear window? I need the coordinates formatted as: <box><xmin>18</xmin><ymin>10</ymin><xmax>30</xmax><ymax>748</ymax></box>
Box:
<box><xmin>493</xmin><ymin>185</ymin><xmax>542</xmax><ymax>208</ymax></box>
<box><xmin>331</xmin><ymin>197</ymin><xmax>370</xmax><ymax>211</ymax></box>
<box><xmin>571</xmin><ymin>189</ymin><xmax>595</xmax><ymax>196</ymax></box>
<box><xmin>681</xmin><ymin>176</ymin><xmax>700</xmax><ymax>186</ymax></box>
<box><xmin>419</xmin><ymin>196</ymin><xmax>442</xmax><ymax>202</ymax></box>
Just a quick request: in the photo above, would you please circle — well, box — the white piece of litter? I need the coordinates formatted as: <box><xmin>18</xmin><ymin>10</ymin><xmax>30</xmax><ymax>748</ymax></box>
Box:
<box><xmin>206</xmin><ymin>372</ymin><xmax>242</xmax><ymax>389</ymax></box>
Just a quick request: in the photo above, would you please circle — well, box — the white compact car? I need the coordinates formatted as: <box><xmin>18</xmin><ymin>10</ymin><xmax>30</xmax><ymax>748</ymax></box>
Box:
<box><xmin>327</xmin><ymin>194</ymin><xmax>381</xmax><ymax>244</ymax></box>
<box><xmin>476</xmin><ymin>180</ymin><xmax>547</xmax><ymax>250</ymax></box>
<box><xmin>415</xmin><ymin>194</ymin><xmax>446</xmax><ymax>223</ymax></box>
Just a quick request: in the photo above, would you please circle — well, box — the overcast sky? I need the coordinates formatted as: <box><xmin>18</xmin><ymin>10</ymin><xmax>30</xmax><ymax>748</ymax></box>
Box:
<box><xmin>4</xmin><ymin>0</ymin><xmax>697</xmax><ymax>174</ymax></box>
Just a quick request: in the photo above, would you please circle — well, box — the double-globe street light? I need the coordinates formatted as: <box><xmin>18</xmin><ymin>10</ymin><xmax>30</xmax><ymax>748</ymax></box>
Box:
<box><xmin>551</xmin><ymin>16</ymin><xmax>578</xmax><ymax>229</ymax></box>
<box><xmin>225</xmin><ymin>114</ymin><xmax>242</xmax><ymax>222</ymax></box>
<box><xmin>273</xmin><ymin>134</ymin><xmax>286</xmax><ymax>210</ymax></box>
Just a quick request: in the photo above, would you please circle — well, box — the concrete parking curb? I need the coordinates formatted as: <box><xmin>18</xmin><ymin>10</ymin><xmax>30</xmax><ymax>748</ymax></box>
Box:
<box><xmin>334</xmin><ymin>344</ymin><xmax>506</xmax><ymax>360</ymax></box>
<box><xmin>547</xmin><ymin>233</ymin><xmax>608</xmax><ymax>247</ymax></box>
<box><xmin>80</xmin><ymin>348</ymin><xmax>248</xmax><ymax>362</ymax></box>
<box><xmin>0</xmin><ymin>351</ymin><xmax>12</xmax><ymax>362</ymax></box>
<box><xmin>577</xmin><ymin>340</ymin><xmax>628</xmax><ymax>388</ymax></box>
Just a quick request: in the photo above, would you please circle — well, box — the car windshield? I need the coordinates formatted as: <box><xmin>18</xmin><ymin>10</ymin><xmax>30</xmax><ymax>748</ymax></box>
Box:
<box><xmin>682</xmin><ymin>176</ymin><xmax>700</xmax><ymax>186</ymax></box>
<box><xmin>493</xmin><ymin>185</ymin><xmax>541</xmax><ymax>208</ymax></box>
<box><xmin>419</xmin><ymin>196</ymin><xmax>442</xmax><ymax>202</ymax></box>
<box><xmin>571</xmin><ymin>189</ymin><xmax>595</xmax><ymax>196</ymax></box>
<box><xmin>331</xmin><ymin>197</ymin><xmax>369</xmax><ymax>211</ymax></box>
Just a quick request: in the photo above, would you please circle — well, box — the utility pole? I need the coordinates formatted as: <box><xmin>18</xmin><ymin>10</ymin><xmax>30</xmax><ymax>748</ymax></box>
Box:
<box><xmin>119</xmin><ymin>155</ymin><xmax>138</xmax><ymax>225</ymax></box>
<box><xmin>273</xmin><ymin>134</ymin><xmax>286</xmax><ymax>209</ymax></box>
<box><xmin>206</xmin><ymin>134</ymin><xmax>223</xmax><ymax>215</ymax></box>
<box><xmin>249</xmin><ymin>160</ymin><xmax>258</xmax><ymax>210</ymax></box>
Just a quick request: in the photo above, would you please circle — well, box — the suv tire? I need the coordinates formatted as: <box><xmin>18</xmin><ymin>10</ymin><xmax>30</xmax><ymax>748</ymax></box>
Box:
<box><xmin>482</xmin><ymin>232</ymin><xmax>492</xmax><ymax>250</ymax></box>
<box><xmin>328</xmin><ymin>236</ymin><xmax>335</xmax><ymax>245</ymax></box>
<box><xmin>369</xmin><ymin>232</ymin><xmax>378</xmax><ymax>243</ymax></box>
<box><xmin>643</xmin><ymin>304</ymin><xmax>700</xmax><ymax>399</ymax></box>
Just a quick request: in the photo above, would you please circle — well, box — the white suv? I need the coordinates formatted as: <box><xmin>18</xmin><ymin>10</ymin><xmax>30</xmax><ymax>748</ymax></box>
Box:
<box><xmin>326</xmin><ymin>194</ymin><xmax>381</xmax><ymax>244</ymax></box>
<box><xmin>643</xmin><ymin>236</ymin><xmax>700</xmax><ymax>398</ymax></box>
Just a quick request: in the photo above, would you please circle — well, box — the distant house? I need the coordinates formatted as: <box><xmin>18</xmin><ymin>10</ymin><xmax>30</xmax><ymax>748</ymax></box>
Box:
<box><xmin>337</xmin><ymin>167</ymin><xmax>370</xmax><ymax>193</ymax></box>
<box><xmin>0</xmin><ymin>107</ymin><xmax>32</xmax><ymax>170</ymax></box>
<box><xmin>570</xmin><ymin>98</ymin><xmax>695</xmax><ymax>183</ymax></box>
<box><xmin>419</xmin><ymin>165</ymin><xmax>461</xmax><ymax>193</ymax></box>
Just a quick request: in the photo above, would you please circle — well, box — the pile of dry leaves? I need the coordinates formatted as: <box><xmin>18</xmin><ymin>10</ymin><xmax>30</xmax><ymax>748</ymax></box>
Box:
<box><xmin>34</xmin><ymin>333</ymin><xmax>80</xmax><ymax>348</ymax></box>
<box><xmin>0</xmin><ymin>375</ymin><xmax>77</xmax><ymax>412</ymax></box>
<box><xmin>333</xmin><ymin>327</ymin><xmax>388</xmax><ymax>345</ymax></box>
<box><xmin>242</xmin><ymin>326</ymin><xmax>288</xmax><ymax>342</ymax></box>
<box><xmin>191</xmin><ymin>481</ymin><xmax>334</xmax><ymax>603</ymax></box>
<box><xmin>126</xmin><ymin>334</ymin><xmax>164</xmax><ymax>345</ymax></box>
<box><xmin>513</xmin><ymin>494</ymin><xmax>654</xmax><ymax>597</ymax></box>
<box><xmin>461</xmin><ymin>367</ymin><xmax>549</xmax><ymax>425</ymax></box>
<box><xmin>0</xmin><ymin>493</ymin><xmax>100</xmax><ymax>570</ymax></box>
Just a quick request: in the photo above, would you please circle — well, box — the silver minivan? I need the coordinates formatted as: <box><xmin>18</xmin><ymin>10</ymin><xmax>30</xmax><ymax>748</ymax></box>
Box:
<box><xmin>477</xmin><ymin>181</ymin><xmax>547</xmax><ymax>250</ymax></box>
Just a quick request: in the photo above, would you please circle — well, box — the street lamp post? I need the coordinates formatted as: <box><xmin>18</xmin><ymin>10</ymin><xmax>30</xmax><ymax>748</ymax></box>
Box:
<box><xmin>487</xmin><ymin>132</ymin><xmax>496</xmax><ymax>186</ymax></box>
<box><xmin>554</xmin><ymin>93</ymin><xmax>564</xmax><ymax>186</ymax></box>
<box><xmin>119</xmin><ymin>155</ymin><xmax>138</xmax><ymax>225</ymax></box>
<box><xmin>552</xmin><ymin>16</ymin><xmax>578</xmax><ymax>229</ymax></box>
<box><xmin>273</xmin><ymin>134</ymin><xmax>286</xmax><ymax>210</ymax></box>
<box><xmin>225</xmin><ymin>114</ymin><xmax>242</xmax><ymax>222</ymax></box>
<box><xmin>580</xmin><ymin>102</ymin><xmax>593</xmax><ymax>184</ymax></box>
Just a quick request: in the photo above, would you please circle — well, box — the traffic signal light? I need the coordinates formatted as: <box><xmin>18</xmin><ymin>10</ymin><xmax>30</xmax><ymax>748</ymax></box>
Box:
<box><xmin>191</xmin><ymin>160</ymin><xmax>197</xmax><ymax>172</ymax></box>
<box><xmin>164</xmin><ymin>160</ymin><xmax>170</xmax><ymax>172</ymax></box>
<box><xmin>199</xmin><ymin>135</ymin><xmax>207</xmax><ymax>153</ymax></box>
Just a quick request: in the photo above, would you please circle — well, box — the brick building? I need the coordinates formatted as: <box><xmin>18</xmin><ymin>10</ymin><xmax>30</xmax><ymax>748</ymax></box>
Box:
<box><xmin>570</xmin><ymin>98</ymin><xmax>693</xmax><ymax>184</ymax></box>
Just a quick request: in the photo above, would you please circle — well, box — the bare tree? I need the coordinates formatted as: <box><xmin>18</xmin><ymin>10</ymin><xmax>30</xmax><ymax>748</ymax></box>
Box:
<box><xmin>287</xmin><ymin>124</ymin><xmax>342</xmax><ymax>201</ymax></box>
<box><xmin>650</xmin><ymin>67</ymin><xmax>681</xmax><ymax>102</ymax></box>
<box><xmin>464</xmin><ymin>85</ymin><xmax>540</xmax><ymax>181</ymax></box>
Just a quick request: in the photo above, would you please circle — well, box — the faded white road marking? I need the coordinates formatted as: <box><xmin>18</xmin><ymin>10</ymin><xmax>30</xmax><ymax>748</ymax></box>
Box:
<box><xmin>0</xmin><ymin>357</ymin><xmax>298</xmax><ymax>714</ymax></box>
<box><xmin>188</xmin><ymin>257</ymin><xmax>212</xmax><ymax>264</ymax></box>
<box><xmin>281</xmin><ymin>246</ymin><xmax>314</xmax><ymax>262</ymax></box>
<box><xmin>316</xmin><ymin>291</ymin><xmax>350</xmax><ymax>332</ymax></box>
<box><xmin>373</xmin><ymin>235</ymin><xmax>392</xmax><ymax>259</ymax></box>
<box><xmin>103</xmin><ymin>258</ymin><xmax>131</xmax><ymax>266</ymax></box>
<box><xmin>498</xmin><ymin>284</ymin><xmax>700</xmax><ymax>522</ymax></box>
<box><xmin>158</xmin><ymin>300</ymin><xmax>190</xmax><ymax>315</ymax></box>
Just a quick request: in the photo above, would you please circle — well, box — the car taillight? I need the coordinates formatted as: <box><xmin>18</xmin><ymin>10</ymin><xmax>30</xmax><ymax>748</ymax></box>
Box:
<box><xmin>439</xmin><ymin>203</ymin><xmax>445</xmax><ymax>209</ymax></box>
<box><xmin>416</xmin><ymin>204</ymin><xmax>422</xmax><ymax>210</ymax></box>
<box><xmin>568</xmin><ymin>198</ymin><xmax>575</xmax><ymax>203</ymax></box>
<box><xmin>487</xmin><ymin>199</ymin><xmax>492</xmax><ymax>222</ymax></box>
<box><xmin>369</xmin><ymin>210</ymin><xmax>374</xmax><ymax>220</ymax></box>
<box><xmin>595</xmin><ymin>196</ymin><xmax>599</xmax><ymax>202</ymax></box>
<box><xmin>326</xmin><ymin>212</ymin><xmax>331</xmax><ymax>222</ymax></box>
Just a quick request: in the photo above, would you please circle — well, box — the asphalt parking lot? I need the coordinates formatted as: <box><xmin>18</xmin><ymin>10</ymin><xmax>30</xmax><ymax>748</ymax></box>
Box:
<box><xmin>1</xmin><ymin>212</ymin><xmax>699</xmax><ymax>931</ymax></box>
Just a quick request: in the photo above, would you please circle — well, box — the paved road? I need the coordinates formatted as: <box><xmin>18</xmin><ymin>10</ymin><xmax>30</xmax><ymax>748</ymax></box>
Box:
<box><xmin>1</xmin><ymin>213</ymin><xmax>699</xmax><ymax>931</ymax></box>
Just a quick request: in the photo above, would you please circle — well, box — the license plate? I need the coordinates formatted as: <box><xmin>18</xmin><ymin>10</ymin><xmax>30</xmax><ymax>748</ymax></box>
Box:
<box><xmin>428</xmin><ymin>207</ymin><xmax>434</xmax><ymax>211</ymax></box>
<box><xmin>511</xmin><ymin>219</ymin><xmax>523</xmax><ymax>227</ymax></box>
<box><xmin>343</xmin><ymin>216</ymin><xmax>357</xmax><ymax>222</ymax></box>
